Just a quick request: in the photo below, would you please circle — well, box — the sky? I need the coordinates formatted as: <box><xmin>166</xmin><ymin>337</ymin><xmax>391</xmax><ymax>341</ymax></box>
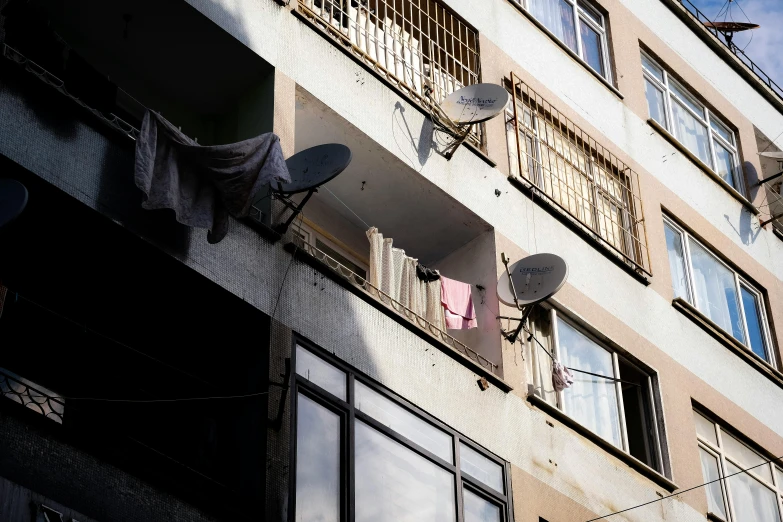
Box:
<box><xmin>688</xmin><ymin>0</ymin><xmax>783</xmax><ymax>86</ymax></box>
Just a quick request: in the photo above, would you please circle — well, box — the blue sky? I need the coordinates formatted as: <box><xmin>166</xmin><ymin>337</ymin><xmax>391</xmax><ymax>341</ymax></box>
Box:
<box><xmin>687</xmin><ymin>0</ymin><xmax>783</xmax><ymax>86</ymax></box>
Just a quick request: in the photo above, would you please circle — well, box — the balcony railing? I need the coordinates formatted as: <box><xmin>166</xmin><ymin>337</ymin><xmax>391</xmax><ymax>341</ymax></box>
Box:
<box><xmin>297</xmin><ymin>0</ymin><xmax>480</xmax><ymax>113</ymax></box>
<box><xmin>0</xmin><ymin>368</ymin><xmax>64</xmax><ymax>424</ymax></box>
<box><xmin>506</xmin><ymin>72</ymin><xmax>652</xmax><ymax>276</ymax></box>
<box><xmin>672</xmin><ymin>0</ymin><xmax>783</xmax><ymax>103</ymax></box>
<box><xmin>290</xmin><ymin>237</ymin><xmax>500</xmax><ymax>375</ymax></box>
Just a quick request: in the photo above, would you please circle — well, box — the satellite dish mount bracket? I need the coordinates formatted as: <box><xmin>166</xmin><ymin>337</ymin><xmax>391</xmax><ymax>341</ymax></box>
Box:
<box><xmin>499</xmin><ymin>252</ymin><xmax>534</xmax><ymax>344</ymax></box>
<box><xmin>272</xmin><ymin>185</ymin><xmax>317</xmax><ymax>234</ymax></box>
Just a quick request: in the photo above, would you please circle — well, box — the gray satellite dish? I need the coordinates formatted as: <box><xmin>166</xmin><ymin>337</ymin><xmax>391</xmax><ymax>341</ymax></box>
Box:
<box><xmin>756</xmin><ymin>151</ymin><xmax>783</xmax><ymax>189</ymax></box>
<box><xmin>497</xmin><ymin>253</ymin><xmax>568</xmax><ymax>344</ymax></box>
<box><xmin>497</xmin><ymin>253</ymin><xmax>568</xmax><ymax>307</ymax></box>
<box><xmin>265</xmin><ymin>144</ymin><xmax>352</xmax><ymax>233</ymax></box>
<box><xmin>0</xmin><ymin>179</ymin><xmax>28</xmax><ymax>230</ymax></box>
<box><xmin>440</xmin><ymin>84</ymin><xmax>511</xmax><ymax>125</ymax></box>
<box><xmin>273</xmin><ymin>144</ymin><xmax>352</xmax><ymax>195</ymax></box>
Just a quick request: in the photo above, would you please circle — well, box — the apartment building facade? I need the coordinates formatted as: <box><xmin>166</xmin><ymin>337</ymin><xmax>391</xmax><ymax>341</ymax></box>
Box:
<box><xmin>0</xmin><ymin>0</ymin><xmax>782</xmax><ymax>521</ymax></box>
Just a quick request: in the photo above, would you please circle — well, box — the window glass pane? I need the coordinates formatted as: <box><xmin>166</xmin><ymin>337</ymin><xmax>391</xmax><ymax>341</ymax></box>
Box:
<box><xmin>693</xmin><ymin>411</ymin><xmax>718</xmax><ymax>445</ymax></box>
<box><xmin>355</xmin><ymin>381</ymin><xmax>453</xmax><ymax>464</ymax></box>
<box><xmin>711</xmin><ymin>118</ymin><xmax>734</xmax><ymax>144</ymax></box>
<box><xmin>740</xmin><ymin>287</ymin><xmax>769</xmax><ymax>361</ymax></box>
<box><xmin>579</xmin><ymin>20</ymin><xmax>605</xmax><ymax>76</ymax></box>
<box><xmin>664</xmin><ymin>223</ymin><xmax>690</xmax><ymax>301</ymax></box>
<box><xmin>557</xmin><ymin>320</ymin><xmax>622</xmax><ymax>448</ymax></box>
<box><xmin>671</xmin><ymin>98</ymin><xmax>712</xmax><ymax>166</ymax></box>
<box><xmin>713</xmin><ymin>141</ymin><xmax>738</xmax><ymax>189</ymax></box>
<box><xmin>464</xmin><ymin>488</ymin><xmax>501</xmax><ymax>522</ymax></box>
<box><xmin>296</xmin><ymin>394</ymin><xmax>340</xmax><ymax>522</ymax></box>
<box><xmin>775</xmin><ymin>467</ymin><xmax>783</xmax><ymax>488</ymax></box>
<box><xmin>689</xmin><ymin>242</ymin><xmax>745</xmax><ymax>343</ymax></box>
<box><xmin>355</xmin><ymin>420</ymin><xmax>456</xmax><ymax>522</ymax></box>
<box><xmin>296</xmin><ymin>345</ymin><xmax>346</xmax><ymax>400</ymax></box>
<box><xmin>460</xmin><ymin>442</ymin><xmax>504</xmax><ymax>493</ymax></box>
<box><xmin>529</xmin><ymin>0</ymin><xmax>578</xmax><ymax>52</ymax></box>
<box><xmin>727</xmin><ymin>462</ymin><xmax>780</xmax><ymax>522</ymax></box>
<box><xmin>578</xmin><ymin>1</ymin><xmax>603</xmax><ymax>26</ymax></box>
<box><xmin>641</xmin><ymin>55</ymin><xmax>664</xmax><ymax>82</ymax></box>
<box><xmin>645</xmin><ymin>79</ymin><xmax>667</xmax><ymax>129</ymax></box>
<box><xmin>699</xmin><ymin>447</ymin><xmax>728</xmax><ymax>520</ymax></box>
<box><xmin>670</xmin><ymin>81</ymin><xmax>705</xmax><ymax>117</ymax></box>
<box><xmin>723</xmin><ymin>433</ymin><xmax>773</xmax><ymax>482</ymax></box>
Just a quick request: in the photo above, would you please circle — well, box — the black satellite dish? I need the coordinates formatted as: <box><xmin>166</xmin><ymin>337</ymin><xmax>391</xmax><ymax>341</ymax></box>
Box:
<box><xmin>268</xmin><ymin>144</ymin><xmax>352</xmax><ymax>233</ymax></box>
<box><xmin>0</xmin><ymin>179</ymin><xmax>29</xmax><ymax>230</ymax></box>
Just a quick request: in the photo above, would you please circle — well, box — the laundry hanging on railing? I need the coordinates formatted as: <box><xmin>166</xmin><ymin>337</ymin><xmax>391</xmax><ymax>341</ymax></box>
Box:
<box><xmin>135</xmin><ymin>111</ymin><xmax>290</xmax><ymax>244</ymax></box>
<box><xmin>440</xmin><ymin>276</ymin><xmax>477</xmax><ymax>330</ymax></box>
<box><xmin>366</xmin><ymin>227</ymin><xmax>444</xmax><ymax>331</ymax></box>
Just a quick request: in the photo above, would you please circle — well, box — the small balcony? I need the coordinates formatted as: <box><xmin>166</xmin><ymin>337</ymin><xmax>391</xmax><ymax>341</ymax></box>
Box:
<box><xmin>0</xmin><ymin>367</ymin><xmax>64</xmax><ymax>424</ymax></box>
<box><xmin>505</xmin><ymin>73</ymin><xmax>652</xmax><ymax>278</ymax></box>
<box><xmin>296</xmin><ymin>0</ymin><xmax>481</xmax><ymax>142</ymax></box>
<box><xmin>278</xmin><ymin>87</ymin><xmax>505</xmax><ymax>379</ymax></box>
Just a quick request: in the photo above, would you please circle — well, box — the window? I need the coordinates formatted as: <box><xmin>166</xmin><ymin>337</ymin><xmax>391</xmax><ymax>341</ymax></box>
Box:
<box><xmin>693</xmin><ymin>410</ymin><xmax>783</xmax><ymax>522</ymax></box>
<box><xmin>0</xmin><ymin>367</ymin><xmax>64</xmax><ymax>424</ymax></box>
<box><xmin>514</xmin><ymin>0</ymin><xmax>611</xmax><ymax>80</ymax></box>
<box><xmin>506</xmin><ymin>77</ymin><xmax>651</xmax><ymax>276</ymax></box>
<box><xmin>663</xmin><ymin>217</ymin><xmax>775</xmax><ymax>365</ymax></box>
<box><xmin>292</xmin><ymin>220</ymin><xmax>368</xmax><ymax>280</ymax></box>
<box><xmin>293</xmin><ymin>342</ymin><xmax>513</xmax><ymax>522</ymax></box>
<box><xmin>642</xmin><ymin>53</ymin><xmax>742</xmax><ymax>193</ymax></box>
<box><xmin>525</xmin><ymin>308</ymin><xmax>665</xmax><ymax>473</ymax></box>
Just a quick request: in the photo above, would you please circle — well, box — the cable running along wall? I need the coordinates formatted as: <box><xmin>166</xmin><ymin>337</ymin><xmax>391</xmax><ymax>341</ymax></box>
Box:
<box><xmin>507</xmin><ymin>73</ymin><xmax>652</xmax><ymax>277</ymax></box>
<box><xmin>297</xmin><ymin>0</ymin><xmax>480</xmax><ymax>130</ymax></box>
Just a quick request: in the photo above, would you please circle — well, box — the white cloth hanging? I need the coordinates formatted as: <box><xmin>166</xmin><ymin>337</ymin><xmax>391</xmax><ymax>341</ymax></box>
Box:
<box><xmin>552</xmin><ymin>361</ymin><xmax>575</xmax><ymax>392</ymax></box>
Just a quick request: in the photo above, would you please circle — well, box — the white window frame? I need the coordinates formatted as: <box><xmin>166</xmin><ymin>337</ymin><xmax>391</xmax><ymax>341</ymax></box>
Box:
<box><xmin>515</xmin><ymin>0</ymin><xmax>613</xmax><ymax>82</ymax></box>
<box><xmin>528</xmin><ymin>308</ymin><xmax>665</xmax><ymax>473</ymax></box>
<box><xmin>663</xmin><ymin>216</ymin><xmax>776</xmax><ymax>366</ymax></box>
<box><xmin>642</xmin><ymin>52</ymin><xmax>743</xmax><ymax>194</ymax></box>
<box><xmin>292</xmin><ymin>219</ymin><xmax>369</xmax><ymax>278</ymax></box>
<box><xmin>694</xmin><ymin>411</ymin><xmax>783</xmax><ymax>522</ymax></box>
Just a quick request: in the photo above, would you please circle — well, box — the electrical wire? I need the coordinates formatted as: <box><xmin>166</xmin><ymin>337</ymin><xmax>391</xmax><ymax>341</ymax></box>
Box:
<box><xmin>8</xmin><ymin>292</ymin><xmax>216</xmax><ymax>388</ymax></box>
<box><xmin>585</xmin><ymin>454</ymin><xmax>783</xmax><ymax>521</ymax></box>
<box><xmin>271</xmin><ymin>211</ymin><xmax>306</xmax><ymax>320</ymax></box>
<box><xmin>24</xmin><ymin>390</ymin><xmax>271</xmax><ymax>403</ymax></box>
<box><xmin>523</xmin><ymin>322</ymin><xmax>641</xmax><ymax>387</ymax></box>
<box><xmin>321</xmin><ymin>185</ymin><xmax>372</xmax><ymax>230</ymax></box>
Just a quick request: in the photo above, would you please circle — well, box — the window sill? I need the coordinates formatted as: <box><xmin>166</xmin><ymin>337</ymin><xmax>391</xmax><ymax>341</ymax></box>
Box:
<box><xmin>291</xmin><ymin>9</ymin><xmax>492</xmax><ymax>166</ymax></box>
<box><xmin>507</xmin><ymin>176</ymin><xmax>651</xmax><ymax>286</ymax></box>
<box><xmin>646</xmin><ymin>119</ymin><xmax>759</xmax><ymax>215</ymax></box>
<box><xmin>672</xmin><ymin>297</ymin><xmax>783</xmax><ymax>389</ymax></box>
<box><xmin>527</xmin><ymin>393</ymin><xmax>678</xmax><ymax>492</ymax></box>
<box><xmin>507</xmin><ymin>0</ymin><xmax>624</xmax><ymax>101</ymax></box>
<box><xmin>282</xmin><ymin>241</ymin><xmax>514</xmax><ymax>393</ymax></box>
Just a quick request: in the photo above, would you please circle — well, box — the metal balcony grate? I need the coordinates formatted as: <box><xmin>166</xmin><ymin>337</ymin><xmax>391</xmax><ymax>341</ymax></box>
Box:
<box><xmin>291</xmin><ymin>237</ymin><xmax>500</xmax><ymax>375</ymax></box>
<box><xmin>0</xmin><ymin>369</ymin><xmax>64</xmax><ymax>424</ymax></box>
<box><xmin>506</xmin><ymin>72</ymin><xmax>652</xmax><ymax>277</ymax></box>
<box><xmin>297</xmin><ymin>0</ymin><xmax>480</xmax><ymax>113</ymax></box>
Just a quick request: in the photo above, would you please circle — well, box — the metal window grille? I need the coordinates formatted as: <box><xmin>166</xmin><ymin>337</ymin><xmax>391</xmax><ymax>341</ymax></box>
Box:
<box><xmin>506</xmin><ymin>72</ymin><xmax>652</xmax><ymax>276</ymax></box>
<box><xmin>291</xmin><ymin>236</ymin><xmax>499</xmax><ymax>375</ymax></box>
<box><xmin>0</xmin><ymin>369</ymin><xmax>65</xmax><ymax>424</ymax></box>
<box><xmin>297</xmin><ymin>0</ymin><xmax>480</xmax><ymax>113</ymax></box>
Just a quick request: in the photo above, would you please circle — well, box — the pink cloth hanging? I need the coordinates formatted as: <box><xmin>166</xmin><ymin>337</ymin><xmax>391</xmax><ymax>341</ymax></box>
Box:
<box><xmin>440</xmin><ymin>276</ymin><xmax>477</xmax><ymax>330</ymax></box>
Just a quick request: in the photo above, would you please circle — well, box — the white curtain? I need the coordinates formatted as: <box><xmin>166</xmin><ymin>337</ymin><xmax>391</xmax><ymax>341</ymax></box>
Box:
<box><xmin>689</xmin><ymin>241</ymin><xmax>744</xmax><ymax>342</ymax></box>
<box><xmin>557</xmin><ymin>320</ymin><xmax>622</xmax><ymax>448</ymax></box>
<box><xmin>727</xmin><ymin>462</ymin><xmax>781</xmax><ymax>522</ymax></box>
<box><xmin>528</xmin><ymin>0</ymin><xmax>577</xmax><ymax>51</ymax></box>
<box><xmin>366</xmin><ymin>228</ymin><xmax>444</xmax><ymax>331</ymax></box>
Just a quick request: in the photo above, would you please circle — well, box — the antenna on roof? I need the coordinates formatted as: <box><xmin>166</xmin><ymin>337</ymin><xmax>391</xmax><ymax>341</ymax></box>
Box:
<box><xmin>249</xmin><ymin>144</ymin><xmax>352</xmax><ymax>234</ymax></box>
<box><xmin>425</xmin><ymin>83</ymin><xmax>510</xmax><ymax>160</ymax></box>
<box><xmin>704</xmin><ymin>21</ymin><xmax>758</xmax><ymax>48</ymax></box>
<box><xmin>496</xmin><ymin>252</ymin><xmax>568</xmax><ymax>344</ymax></box>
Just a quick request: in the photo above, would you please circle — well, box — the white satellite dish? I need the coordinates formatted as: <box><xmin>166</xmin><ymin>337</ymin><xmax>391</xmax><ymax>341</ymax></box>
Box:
<box><xmin>758</xmin><ymin>151</ymin><xmax>783</xmax><ymax>160</ymax></box>
<box><xmin>440</xmin><ymin>84</ymin><xmax>511</xmax><ymax>125</ymax></box>
<box><xmin>497</xmin><ymin>253</ymin><xmax>569</xmax><ymax>307</ymax></box>
<box><xmin>496</xmin><ymin>253</ymin><xmax>568</xmax><ymax>344</ymax></box>
<box><xmin>426</xmin><ymin>82</ymin><xmax>510</xmax><ymax>160</ymax></box>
